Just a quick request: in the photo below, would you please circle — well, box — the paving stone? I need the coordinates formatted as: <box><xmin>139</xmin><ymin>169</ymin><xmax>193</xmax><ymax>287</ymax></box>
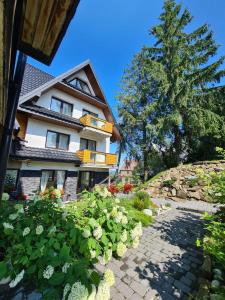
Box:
<box><xmin>144</xmin><ymin>288</ymin><xmax>158</xmax><ymax>300</ymax></box>
<box><xmin>129</xmin><ymin>292</ymin><xmax>144</xmax><ymax>300</ymax></box>
<box><xmin>117</xmin><ymin>282</ymin><xmax>134</xmax><ymax>298</ymax></box>
<box><xmin>174</xmin><ymin>280</ymin><xmax>191</xmax><ymax>294</ymax></box>
<box><xmin>130</xmin><ymin>280</ymin><xmax>148</xmax><ymax>297</ymax></box>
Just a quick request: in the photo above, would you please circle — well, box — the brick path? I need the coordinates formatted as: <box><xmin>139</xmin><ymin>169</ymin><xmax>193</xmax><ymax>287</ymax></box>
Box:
<box><xmin>96</xmin><ymin>206</ymin><xmax>212</xmax><ymax>300</ymax></box>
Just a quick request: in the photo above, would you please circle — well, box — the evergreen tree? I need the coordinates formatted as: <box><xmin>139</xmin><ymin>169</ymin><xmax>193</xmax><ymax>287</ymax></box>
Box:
<box><xmin>148</xmin><ymin>0</ymin><xmax>225</xmax><ymax>165</ymax></box>
<box><xmin>118</xmin><ymin>0</ymin><xmax>225</xmax><ymax>172</ymax></box>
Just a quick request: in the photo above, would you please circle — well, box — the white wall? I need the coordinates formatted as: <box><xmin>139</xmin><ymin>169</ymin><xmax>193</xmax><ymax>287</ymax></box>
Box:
<box><xmin>37</xmin><ymin>88</ymin><xmax>105</xmax><ymax>120</ymax></box>
<box><xmin>25</xmin><ymin>118</ymin><xmax>80</xmax><ymax>152</ymax></box>
<box><xmin>21</xmin><ymin>161</ymin><xmax>78</xmax><ymax>171</ymax></box>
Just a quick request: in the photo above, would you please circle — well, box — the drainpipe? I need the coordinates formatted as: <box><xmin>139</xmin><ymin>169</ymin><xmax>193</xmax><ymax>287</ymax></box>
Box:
<box><xmin>0</xmin><ymin>52</ymin><xmax>27</xmax><ymax>202</ymax></box>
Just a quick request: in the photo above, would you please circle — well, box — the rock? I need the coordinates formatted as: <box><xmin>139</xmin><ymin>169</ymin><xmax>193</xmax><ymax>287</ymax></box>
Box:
<box><xmin>171</xmin><ymin>188</ymin><xmax>176</xmax><ymax>196</ymax></box>
<box><xmin>188</xmin><ymin>191</ymin><xmax>202</xmax><ymax>200</ymax></box>
<box><xmin>143</xmin><ymin>209</ymin><xmax>153</xmax><ymax>216</ymax></box>
<box><xmin>197</xmin><ymin>277</ymin><xmax>211</xmax><ymax>299</ymax></box>
<box><xmin>201</xmin><ymin>256</ymin><xmax>212</xmax><ymax>279</ymax></box>
<box><xmin>176</xmin><ymin>190</ymin><xmax>187</xmax><ymax>199</ymax></box>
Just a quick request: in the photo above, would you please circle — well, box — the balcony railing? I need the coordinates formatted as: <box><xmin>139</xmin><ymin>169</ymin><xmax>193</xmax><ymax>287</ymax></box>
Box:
<box><xmin>76</xmin><ymin>149</ymin><xmax>117</xmax><ymax>165</ymax></box>
<box><xmin>79</xmin><ymin>114</ymin><xmax>113</xmax><ymax>134</ymax></box>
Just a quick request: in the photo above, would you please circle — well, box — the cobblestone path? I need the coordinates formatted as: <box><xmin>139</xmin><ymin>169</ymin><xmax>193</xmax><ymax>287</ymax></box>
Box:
<box><xmin>96</xmin><ymin>207</ymin><xmax>209</xmax><ymax>300</ymax></box>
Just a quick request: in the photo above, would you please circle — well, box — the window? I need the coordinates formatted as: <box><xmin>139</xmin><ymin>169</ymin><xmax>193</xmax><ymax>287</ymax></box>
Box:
<box><xmin>80</xmin><ymin>138</ymin><xmax>96</xmax><ymax>151</ymax></box>
<box><xmin>82</xmin><ymin>109</ymin><xmax>98</xmax><ymax>118</ymax></box>
<box><xmin>46</xmin><ymin>130</ymin><xmax>70</xmax><ymax>150</ymax></box>
<box><xmin>69</xmin><ymin>78</ymin><xmax>91</xmax><ymax>95</ymax></box>
<box><xmin>4</xmin><ymin>169</ymin><xmax>19</xmax><ymax>193</ymax></box>
<box><xmin>50</xmin><ymin>97</ymin><xmax>73</xmax><ymax>116</ymax></box>
<box><xmin>40</xmin><ymin>170</ymin><xmax>66</xmax><ymax>192</ymax></box>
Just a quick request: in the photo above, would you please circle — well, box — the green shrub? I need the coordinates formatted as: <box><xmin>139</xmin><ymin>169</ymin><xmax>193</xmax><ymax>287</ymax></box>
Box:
<box><xmin>135</xmin><ymin>191</ymin><xmax>150</xmax><ymax>201</ymax></box>
<box><xmin>185</xmin><ymin>177</ymin><xmax>199</xmax><ymax>187</ymax></box>
<box><xmin>0</xmin><ymin>186</ymin><xmax>143</xmax><ymax>298</ymax></box>
<box><xmin>133</xmin><ymin>198</ymin><xmax>145</xmax><ymax>210</ymax></box>
<box><xmin>162</xmin><ymin>178</ymin><xmax>176</xmax><ymax>188</ymax></box>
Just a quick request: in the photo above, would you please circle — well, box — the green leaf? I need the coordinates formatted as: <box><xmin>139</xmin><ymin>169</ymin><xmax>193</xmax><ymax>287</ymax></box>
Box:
<box><xmin>48</xmin><ymin>273</ymin><xmax>65</xmax><ymax>286</ymax></box>
<box><xmin>43</xmin><ymin>287</ymin><xmax>60</xmax><ymax>300</ymax></box>
<box><xmin>27</xmin><ymin>264</ymin><xmax>37</xmax><ymax>275</ymax></box>
<box><xmin>101</xmin><ymin>234</ymin><xmax>109</xmax><ymax>246</ymax></box>
<box><xmin>0</xmin><ymin>262</ymin><xmax>7</xmax><ymax>280</ymax></box>
<box><xmin>89</xmin><ymin>271</ymin><xmax>100</xmax><ymax>285</ymax></box>
<box><xmin>59</xmin><ymin>244</ymin><xmax>70</xmax><ymax>261</ymax></box>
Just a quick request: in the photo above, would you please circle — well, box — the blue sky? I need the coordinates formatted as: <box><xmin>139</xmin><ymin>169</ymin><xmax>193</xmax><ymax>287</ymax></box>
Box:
<box><xmin>28</xmin><ymin>0</ymin><xmax>225</xmax><ymax>157</ymax></box>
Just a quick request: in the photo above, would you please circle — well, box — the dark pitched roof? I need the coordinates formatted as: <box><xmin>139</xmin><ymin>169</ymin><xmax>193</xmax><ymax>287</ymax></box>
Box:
<box><xmin>20</xmin><ymin>63</ymin><xmax>54</xmax><ymax>96</ymax></box>
<box><xmin>19</xmin><ymin>104</ymin><xmax>83</xmax><ymax>127</ymax></box>
<box><xmin>10</xmin><ymin>144</ymin><xmax>81</xmax><ymax>164</ymax></box>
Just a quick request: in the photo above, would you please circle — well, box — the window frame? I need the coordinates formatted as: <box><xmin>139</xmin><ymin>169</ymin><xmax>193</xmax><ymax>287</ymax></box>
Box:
<box><xmin>45</xmin><ymin>130</ymin><xmax>70</xmax><ymax>150</ymax></box>
<box><xmin>80</xmin><ymin>137</ymin><xmax>97</xmax><ymax>151</ymax></box>
<box><xmin>82</xmin><ymin>109</ymin><xmax>98</xmax><ymax>118</ymax></box>
<box><xmin>50</xmin><ymin>97</ymin><xmax>73</xmax><ymax>117</ymax></box>
<box><xmin>69</xmin><ymin>78</ymin><xmax>92</xmax><ymax>95</ymax></box>
<box><xmin>40</xmin><ymin>170</ymin><xmax>67</xmax><ymax>189</ymax></box>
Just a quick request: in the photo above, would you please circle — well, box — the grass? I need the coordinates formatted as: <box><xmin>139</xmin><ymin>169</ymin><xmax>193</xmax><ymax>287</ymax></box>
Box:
<box><xmin>119</xmin><ymin>198</ymin><xmax>153</xmax><ymax>226</ymax></box>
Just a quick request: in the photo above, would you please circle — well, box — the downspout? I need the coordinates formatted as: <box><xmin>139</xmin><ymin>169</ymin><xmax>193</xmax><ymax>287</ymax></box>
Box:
<box><xmin>0</xmin><ymin>52</ymin><xmax>27</xmax><ymax>202</ymax></box>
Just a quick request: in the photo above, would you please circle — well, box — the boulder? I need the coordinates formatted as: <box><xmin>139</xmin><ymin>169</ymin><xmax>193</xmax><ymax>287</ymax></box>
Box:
<box><xmin>176</xmin><ymin>190</ymin><xmax>187</xmax><ymax>199</ymax></box>
<box><xmin>188</xmin><ymin>191</ymin><xmax>202</xmax><ymax>200</ymax></box>
<box><xmin>171</xmin><ymin>188</ymin><xmax>176</xmax><ymax>196</ymax></box>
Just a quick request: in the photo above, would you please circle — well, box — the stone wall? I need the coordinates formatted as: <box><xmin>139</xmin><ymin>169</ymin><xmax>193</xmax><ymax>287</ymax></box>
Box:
<box><xmin>63</xmin><ymin>171</ymin><xmax>78</xmax><ymax>201</ymax></box>
<box><xmin>146</xmin><ymin>161</ymin><xmax>225</xmax><ymax>202</ymax></box>
<box><xmin>18</xmin><ymin>170</ymin><xmax>41</xmax><ymax>195</ymax></box>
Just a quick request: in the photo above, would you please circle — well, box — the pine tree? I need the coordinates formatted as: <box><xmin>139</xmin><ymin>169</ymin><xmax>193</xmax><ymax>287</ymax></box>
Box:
<box><xmin>148</xmin><ymin>0</ymin><xmax>225</xmax><ymax>164</ymax></box>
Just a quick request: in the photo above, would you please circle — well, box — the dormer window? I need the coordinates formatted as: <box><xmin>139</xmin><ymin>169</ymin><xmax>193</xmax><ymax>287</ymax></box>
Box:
<box><xmin>69</xmin><ymin>78</ymin><xmax>91</xmax><ymax>95</ymax></box>
<box><xmin>50</xmin><ymin>97</ymin><xmax>73</xmax><ymax>116</ymax></box>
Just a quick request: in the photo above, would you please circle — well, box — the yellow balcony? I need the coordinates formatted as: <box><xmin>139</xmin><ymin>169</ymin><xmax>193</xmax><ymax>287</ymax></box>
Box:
<box><xmin>79</xmin><ymin>114</ymin><xmax>113</xmax><ymax>134</ymax></box>
<box><xmin>76</xmin><ymin>150</ymin><xmax>117</xmax><ymax>166</ymax></box>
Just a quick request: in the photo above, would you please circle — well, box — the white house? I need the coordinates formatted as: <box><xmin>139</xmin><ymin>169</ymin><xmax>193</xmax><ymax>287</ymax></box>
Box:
<box><xmin>6</xmin><ymin>61</ymin><xmax>121</xmax><ymax>200</ymax></box>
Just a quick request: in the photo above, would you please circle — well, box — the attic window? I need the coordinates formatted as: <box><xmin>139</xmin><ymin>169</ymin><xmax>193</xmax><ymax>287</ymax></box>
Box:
<box><xmin>68</xmin><ymin>78</ymin><xmax>91</xmax><ymax>95</ymax></box>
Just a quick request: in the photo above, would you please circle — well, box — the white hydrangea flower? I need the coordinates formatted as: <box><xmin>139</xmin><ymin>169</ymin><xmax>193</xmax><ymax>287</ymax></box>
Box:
<box><xmin>62</xmin><ymin>283</ymin><xmax>71</xmax><ymax>300</ymax></box>
<box><xmin>82</xmin><ymin>229</ymin><xmax>91</xmax><ymax>238</ymax></box>
<box><xmin>120</xmin><ymin>230</ymin><xmax>127</xmax><ymax>243</ymax></box>
<box><xmin>36</xmin><ymin>225</ymin><xmax>43</xmax><ymax>235</ymax></box>
<box><xmin>121</xmin><ymin>216</ymin><xmax>128</xmax><ymax>225</ymax></box>
<box><xmin>43</xmin><ymin>265</ymin><xmax>54</xmax><ymax>279</ymax></box>
<box><xmin>95</xmin><ymin>280</ymin><xmax>110</xmax><ymax>300</ymax></box>
<box><xmin>116</xmin><ymin>242</ymin><xmax>127</xmax><ymax>257</ymax></box>
<box><xmin>9</xmin><ymin>213</ymin><xmax>18</xmax><ymax>221</ymax></box>
<box><xmin>9</xmin><ymin>270</ymin><xmax>24</xmax><ymax>288</ymax></box>
<box><xmin>110</xmin><ymin>207</ymin><xmax>118</xmax><ymax>218</ymax></box>
<box><xmin>115</xmin><ymin>198</ymin><xmax>120</xmax><ymax>204</ymax></box>
<box><xmin>100</xmin><ymin>249</ymin><xmax>112</xmax><ymax>265</ymax></box>
<box><xmin>22</xmin><ymin>227</ymin><xmax>30</xmax><ymax>236</ymax></box>
<box><xmin>93</xmin><ymin>226</ymin><xmax>103</xmax><ymax>240</ymax></box>
<box><xmin>114</xmin><ymin>212</ymin><xmax>123</xmax><ymax>223</ymax></box>
<box><xmin>131</xmin><ymin>222</ymin><xmax>143</xmax><ymax>239</ymax></box>
<box><xmin>132</xmin><ymin>237</ymin><xmax>139</xmax><ymax>249</ymax></box>
<box><xmin>62</xmin><ymin>263</ymin><xmax>72</xmax><ymax>273</ymax></box>
<box><xmin>90</xmin><ymin>250</ymin><xmax>96</xmax><ymax>259</ymax></box>
<box><xmin>87</xmin><ymin>284</ymin><xmax>96</xmax><ymax>300</ymax></box>
<box><xmin>3</xmin><ymin>222</ymin><xmax>14</xmax><ymax>230</ymax></box>
<box><xmin>68</xmin><ymin>281</ymin><xmax>88</xmax><ymax>300</ymax></box>
<box><xmin>104</xmin><ymin>269</ymin><xmax>115</xmax><ymax>287</ymax></box>
<box><xmin>90</xmin><ymin>200</ymin><xmax>96</xmax><ymax>208</ymax></box>
<box><xmin>14</xmin><ymin>204</ymin><xmax>24</xmax><ymax>214</ymax></box>
<box><xmin>103</xmin><ymin>209</ymin><xmax>107</xmax><ymax>214</ymax></box>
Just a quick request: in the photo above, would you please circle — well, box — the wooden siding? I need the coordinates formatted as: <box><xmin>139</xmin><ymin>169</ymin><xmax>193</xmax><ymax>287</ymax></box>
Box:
<box><xmin>76</xmin><ymin>149</ymin><xmax>117</xmax><ymax>165</ymax></box>
<box><xmin>16</xmin><ymin>112</ymin><xmax>28</xmax><ymax>139</ymax></box>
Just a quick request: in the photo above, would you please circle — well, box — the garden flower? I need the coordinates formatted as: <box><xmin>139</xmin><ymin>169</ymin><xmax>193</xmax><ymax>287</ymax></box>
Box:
<box><xmin>87</xmin><ymin>284</ymin><xmax>96</xmax><ymax>300</ymax></box>
<box><xmin>62</xmin><ymin>283</ymin><xmax>71</xmax><ymax>300</ymax></box>
<box><xmin>14</xmin><ymin>204</ymin><xmax>24</xmax><ymax>214</ymax></box>
<box><xmin>3</xmin><ymin>222</ymin><xmax>14</xmax><ymax>230</ymax></box>
<box><xmin>43</xmin><ymin>265</ymin><xmax>54</xmax><ymax>279</ymax></box>
<box><xmin>68</xmin><ymin>281</ymin><xmax>88</xmax><ymax>300</ymax></box>
<box><xmin>9</xmin><ymin>213</ymin><xmax>18</xmax><ymax>220</ymax></box>
<box><xmin>62</xmin><ymin>263</ymin><xmax>72</xmax><ymax>273</ymax></box>
<box><xmin>115</xmin><ymin>198</ymin><xmax>120</xmax><ymax>204</ymax></box>
<box><xmin>110</xmin><ymin>207</ymin><xmax>118</xmax><ymax>218</ymax></box>
<box><xmin>82</xmin><ymin>229</ymin><xmax>91</xmax><ymax>238</ymax></box>
<box><xmin>132</xmin><ymin>237</ymin><xmax>140</xmax><ymax>249</ymax></box>
<box><xmin>104</xmin><ymin>269</ymin><xmax>115</xmax><ymax>287</ymax></box>
<box><xmin>100</xmin><ymin>249</ymin><xmax>112</xmax><ymax>265</ymax></box>
<box><xmin>90</xmin><ymin>250</ymin><xmax>96</xmax><ymax>259</ymax></box>
<box><xmin>54</xmin><ymin>189</ymin><xmax>62</xmax><ymax>199</ymax></box>
<box><xmin>114</xmin><ymin>211</ymin><xmax>123</xmax><ymax>223</ymax></box>
<box><xmin>93</xmin><ymin>226</ymin><xmax>103</xmax><ymax>240</ymax></box>
<box><xmin>116</xmin><ymin>242</ymin><xmax>127</xmax><ymax>257</ymax></box>
<box><xmin>9</xmin><ymin>270</ymin><xmax>24</xmax><ymax>288</ymax></box>
<box><xmin>90</xmin><ymin>200</ymin><xmax>96</xmax><ymax>208</ymax></box>
<box><xmin>120</xmin><ymin>230</ymin><xmax>127</xmax><ymax>243</ymax></box>
<box><xmin>22</xmin><ymin>227</ymin><xmax>30</xmax><ymax>236</ymax></box>
<box><xmin>121</xmin><ymin>216</ymin><xmax>128</xmax><ymax>225</ymax></box>
<box><xmin>95</xmin><ymin>280</ymin><xmax>110</xmax><ymax>300</ymax></box>
<box><xmin>36</xmin><ymin>225</ymin><xmax>44</xmax><ymax>235</ymax></box>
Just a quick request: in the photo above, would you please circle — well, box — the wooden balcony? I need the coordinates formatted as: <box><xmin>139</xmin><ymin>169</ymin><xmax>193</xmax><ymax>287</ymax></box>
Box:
<box><xmin>79</xmin><ymin>114</ymin><xmax>113</xmax><ymax>134</ymax></box>
<box><xmin>76</xmin><ymin>150</ymin><xmax>117</xmax><ymax>165</ymax></box>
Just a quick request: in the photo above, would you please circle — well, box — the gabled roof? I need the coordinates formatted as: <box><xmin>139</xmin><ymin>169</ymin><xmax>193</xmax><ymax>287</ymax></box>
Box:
<box><xmin>19</xmin><ymin>60</ymin><xmax>121</xmax><ymax>141</ymax></box>
<box><xmin>20</xmin><ymin>63</ymin><xmax>54</xmax><ymax>96</ymax></box>
<box><xmin>120</xmin><ymin>160</ymin><xmax>138</xmax><ymax>171</ymax></box>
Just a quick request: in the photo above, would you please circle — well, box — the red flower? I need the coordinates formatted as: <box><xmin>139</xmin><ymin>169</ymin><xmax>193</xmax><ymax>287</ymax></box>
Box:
<box><xmin>123</xmin><ymin>183</ymin><xmax>133</xmax><ymax>194</ymax></box>
<box><xmin>108</xmin><ymin>184</ymin><xmax>119</xmax><ymax>195</ymax></box>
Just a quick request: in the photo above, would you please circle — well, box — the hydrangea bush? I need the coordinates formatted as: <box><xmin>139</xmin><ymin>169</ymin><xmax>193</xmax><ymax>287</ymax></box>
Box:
<box><xmin>0</xmin><ymin>186</ymin><xmax>143</xmax><ymax>299</ymax></box>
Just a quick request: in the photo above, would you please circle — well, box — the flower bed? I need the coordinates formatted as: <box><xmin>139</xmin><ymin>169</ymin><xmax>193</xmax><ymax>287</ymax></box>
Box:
<box><xmin>0</xmin><ymin>186</ymin><xmax>143</xmax><ymax>299</ymax></box>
